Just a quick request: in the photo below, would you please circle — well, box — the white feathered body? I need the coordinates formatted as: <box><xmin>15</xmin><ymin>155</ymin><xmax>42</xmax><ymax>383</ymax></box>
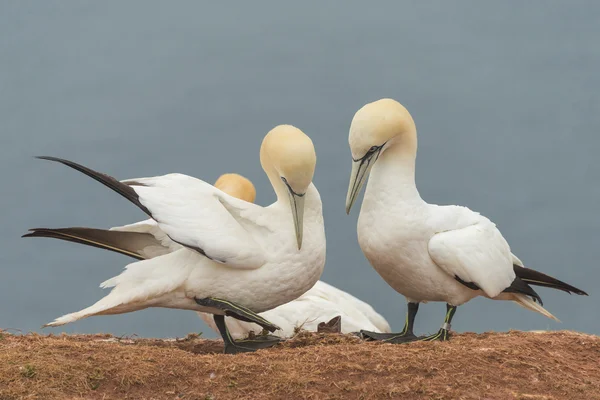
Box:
<box><xmin>110</xmin><ymin>219</ymin><xmax>391</xmax><ymax>338</ymax></box>
<box><xmin>347</xmin><ymin>99</ymin><xmax>565</xmax><ymax>321</ymax></box>
<box><xmin>357</xmin><ymin>154</ymin><xmax>516</xmax><ymax>306</ymax></box>
<box><xmin>46</xmin><ymin>175</ymin><xmax>326</xmax><ymax>326</ymax></box>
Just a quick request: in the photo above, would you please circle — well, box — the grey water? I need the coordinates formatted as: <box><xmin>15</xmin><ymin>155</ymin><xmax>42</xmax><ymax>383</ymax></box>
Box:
<box><xmin>1</xmin><ymin>1</ymin><xmax>598</xmax><ymax>339</ymax></box>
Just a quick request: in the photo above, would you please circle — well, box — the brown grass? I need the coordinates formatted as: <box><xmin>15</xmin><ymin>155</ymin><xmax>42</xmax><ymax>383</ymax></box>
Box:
<box><xmin>1</xmin><ymin>330</ymin><xmax>599</xmax><ymax>400</ymax></box>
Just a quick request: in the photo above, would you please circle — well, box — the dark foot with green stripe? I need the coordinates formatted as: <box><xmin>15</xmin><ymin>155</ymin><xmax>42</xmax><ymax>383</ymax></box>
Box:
<box><xmin>358</xmin><ymin>330</ymin><xmax>393</xmax><ymax>340</ymax></box>
<box><xmin>384</xmin><ymin>333</ymin><xmax>420</xmax><ymax>343</ymax></box>
<box><xmin>212</xmin><ymin>314</ymin><xmax>282</xmax><ymax>354</ymax></box>
<box><xmin>357</xmin><ymin>302</ymin><xmax>420</xmax><ymax>342</ymax></box>
<box><xmin>417</xmin><ymin>303</ymin><xmax>457</xmax><ymax>342</ymax></box>
<box><xmin>358</xmin><ymin>330</ymin><xmax>417</xmax><ymax>342</ymax></box>
<box><xmin>418</xmin><ymin>327</ymin><xmax>451</xmax><ymax>342</ymax></box>
<box><xmin>195</xmin><ymin>297</ymin><xmax>280</xmax><ymax>332</ymax></box>
<box><xmin>226</xmin><ymin>335</ymin><xmax>283</xmax><ymax>354</ymax></box>
<box><xmin>360</xmin><ymin>303</ymin><xmax>457</xmax><ymax>344</ymax></box>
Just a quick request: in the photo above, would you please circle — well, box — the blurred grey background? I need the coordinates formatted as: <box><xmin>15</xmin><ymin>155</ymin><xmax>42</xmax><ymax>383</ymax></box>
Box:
<box><xmin>1</xmin><ymin>1</ymin><xmax>598</xmax><ymax>338</ymax></box>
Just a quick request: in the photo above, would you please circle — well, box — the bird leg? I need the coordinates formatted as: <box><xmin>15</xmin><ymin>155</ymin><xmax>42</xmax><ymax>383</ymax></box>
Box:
<box><xmin>358</xmin><ymin>302</ymin><xmax>419</xmax><ymax>343</ymax></box>
<box><xmin>195</xmin><ymin>297</ymin><xmax>280</xmax><ymax>332</ymax></box>
<box><xmin>212</xmin><ymin>315</ymin><xmax>282</xmax><ymax>354</ymax></box>
<box><xmin>418</xmin><ymin>303</ymin><xmax>457</xmax><ymax>342</ymax></box>
<box><xmin>195</xmin><ymin>297</ymin><xmax>283</xmax><ymax>354</ymax></box>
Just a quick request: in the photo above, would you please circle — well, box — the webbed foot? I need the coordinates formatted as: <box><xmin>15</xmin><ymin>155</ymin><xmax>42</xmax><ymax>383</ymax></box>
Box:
<box><xmin>224</xmin><ymin>335</ymin><xmax>283</xmax><ymax>354</ymax></box>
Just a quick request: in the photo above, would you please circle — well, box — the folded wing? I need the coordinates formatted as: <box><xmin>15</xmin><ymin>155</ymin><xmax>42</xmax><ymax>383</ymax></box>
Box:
<box><xmin>428</xmin><ymin>219</ymin><xmax>515</xmax><ymax>298</ymax></box>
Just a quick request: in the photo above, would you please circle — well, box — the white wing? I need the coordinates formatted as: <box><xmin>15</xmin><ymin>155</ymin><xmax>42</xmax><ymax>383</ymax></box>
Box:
<box><xmin>35</xmin><ymin>157</ymin><xmax>268</xmax><ymax>269</ymax></box>
<box><xmin>428</xmin><ymin>217</ymin><xmax>515</xmax><ymax>298</ymax></box>
<box><xmin>109</xmin><ymin>219</ymin><xmax>182</xmax><ymax>259</ymax></box>
<box><xmin>303</xmin><ymin>281</ymin><xmax>391</xmax><ymax>333</ymax></box>
<box><xmin>124</xmin><ymin>173</ymin><xmax>268</xmax><ymax>269</ymax></box>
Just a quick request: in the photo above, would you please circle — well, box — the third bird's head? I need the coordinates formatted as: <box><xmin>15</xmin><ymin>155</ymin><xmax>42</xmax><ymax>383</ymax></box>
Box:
<box><xmin>214</xmin><ymin>173</ymin><xmax>256</xmax><ymax>203</ymax></box>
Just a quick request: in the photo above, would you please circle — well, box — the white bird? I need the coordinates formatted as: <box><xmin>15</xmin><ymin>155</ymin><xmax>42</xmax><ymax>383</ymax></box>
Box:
<box><xmin>199</xmin><ymin>279</ymin><xmax>391</xmax><ymax>338</ymax></box>
<box><xmin>25</xmin><ymin>173</ymin><xmax>391</xmax><ymax>338</ymax></box>
<box><xmin>194</xmin><ymin>175</ymin><xmax>390</xmax><ymax>337</ymax></box>
<box><xmin>344</xmin><ymin>98</ymin><xmax>588</xmax><ymax>342</ymax></box>
<box><xmin>25</xmin><ymin>124</ymin><xmax>327</xmax><ymax>353</ymax></box>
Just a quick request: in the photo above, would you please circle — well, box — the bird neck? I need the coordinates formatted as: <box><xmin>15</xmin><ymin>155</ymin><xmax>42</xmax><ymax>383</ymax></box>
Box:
<box><xmin>265</xmin><ymin>169</ymin><xmax>290</xmax><ymax>202</ymax></box>
<box><xmin>265</xmin><ymin>169</ymin><xmax>320</xmax><ymax>211</ymax></box>
<box><xmin>366</xmin><ymin>139</ymin><xmax>423</xmax><ymax>205</ymax></box>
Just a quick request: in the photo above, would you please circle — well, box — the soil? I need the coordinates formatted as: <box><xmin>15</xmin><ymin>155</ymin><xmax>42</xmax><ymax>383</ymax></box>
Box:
<box><xmin>1</xmin><ymin>329</ymin><xmax>599</xmax><ymax>400</ymax></box>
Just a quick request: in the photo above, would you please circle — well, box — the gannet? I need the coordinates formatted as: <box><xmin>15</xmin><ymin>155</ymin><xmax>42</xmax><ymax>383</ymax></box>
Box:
<box><xmin>199</xmin><ymin>279</ymin><xmax>391</xmax><ymax>338</ymax></box>
<box><xmin>344</xmin><ymin>99</ymin><xmax>588</xmax><ymax>342</ymax></box>
<box><xmin>24</xmin><ymin>124</ymin><xmax>326</xmax><ymax>353</ymax></box>
<box><xmin>25</xmin><ymin>173</ymin><xmax>390</xmax><ymax>337</ymax></box>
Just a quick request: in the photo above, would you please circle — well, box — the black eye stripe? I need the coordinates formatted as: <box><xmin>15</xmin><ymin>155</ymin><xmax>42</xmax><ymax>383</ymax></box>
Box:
<box><xmin>352</xmin><ymin>142</ymin><xmax>387</xmax><ymax>162</ymax></box>
<box><xmin>280</xmin><ymin>177</ymin><xmax>305</xmax><ymax>197</ymax></box>
<box><xmin>353</xmin><ymin>150</ymin><xmax>373</xmax><ymax>162</ymax></box>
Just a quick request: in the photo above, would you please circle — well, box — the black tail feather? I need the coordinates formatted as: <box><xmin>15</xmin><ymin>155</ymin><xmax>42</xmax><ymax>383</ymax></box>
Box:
<box><xmin>504</xmin><ymin>277</ymin><xmax>544</xmax><ymax>305</ymax></box>
<box><xmin>22</xmin><ymin>227</ymin><xmax>148</xmax><ymax>260</ymax></box>
<box><xmin>36</xmin><ymin>156</ymin><xmax>152</xmax><ymax>216</ymax></box>
<box><xmin>514</xmin><ymin>265</ymin><xmax>588</xmax><ymax>296</ymax></box>
<box><xmin>454</xmin><ymin>274</ymin><xmax>544</xmax><ymax>305</ymax></box>
<box><xmin>33</xmin><ymin>157</ymin><xmax>213</xmax><ymax>260</ymax></box>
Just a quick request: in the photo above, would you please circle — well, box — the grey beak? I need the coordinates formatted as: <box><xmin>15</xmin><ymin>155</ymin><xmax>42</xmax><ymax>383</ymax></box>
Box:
<box><xmin>345</xmin><ymin>148</ymin><xmax>381</xmax><ymax>214</ymax></box>
<box><xmin>288</xmin><ymin>191</ymin><xmax>305</xmax><ymax>250</ymax></box>
<box><xmin>282</xmin><ymin>177</ymin><xmax>305</xmax><ymax>250</ymax></box>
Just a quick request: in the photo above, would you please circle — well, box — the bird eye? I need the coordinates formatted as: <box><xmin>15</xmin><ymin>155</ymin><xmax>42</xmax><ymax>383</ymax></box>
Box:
<box><xmin>369</xmin><ymin>146</ymin><xmax>379</xmax><ymax>152</ymax></box>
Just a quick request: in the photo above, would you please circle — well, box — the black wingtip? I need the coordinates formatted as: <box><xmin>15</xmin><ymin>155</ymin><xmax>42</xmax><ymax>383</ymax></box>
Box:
<box><xmin>22</xmin><ymin>229</ymin><xmax>51</xmax><ymax>239</ymax></box>
<box><xmin>22</xmin><ymin>228</ymin><xmax>39</xmax><ymax>238</ymax></box>
<box><xmin>563</xmin><ymin>287</ymin><xmax>589</xmax><ymax>296</ymax></box>
<box><xmin>32</xmin><ymin>156</ymin><xmax>152</xmax><ymax>216</ymax></box>
<box><xmin>514</xmin><ymin>265</ymin><xmax>589</xmax><ymax>297</ymax></box>
<box><xmin>36</xmin><ymin>156</ymin><xmax>60</xmax><ymax>161</ymax></box>
<box><xmin>573</xmin><ymin>289</ymin><xmax>589</xmax><ymax>296</ymax></box>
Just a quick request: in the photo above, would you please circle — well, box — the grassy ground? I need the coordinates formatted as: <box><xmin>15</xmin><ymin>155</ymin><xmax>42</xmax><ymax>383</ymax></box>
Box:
<box><xmin>1</xmin><ymin>330</ymin><xmax>599</xmax><ymax>400</ymax></box>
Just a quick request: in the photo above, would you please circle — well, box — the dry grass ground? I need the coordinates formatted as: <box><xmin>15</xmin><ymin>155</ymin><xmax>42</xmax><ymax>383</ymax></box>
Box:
<box><xmin>1</xmin><ymin>330</ymin><xmax>599</xmax><ymax>400</ymax></box>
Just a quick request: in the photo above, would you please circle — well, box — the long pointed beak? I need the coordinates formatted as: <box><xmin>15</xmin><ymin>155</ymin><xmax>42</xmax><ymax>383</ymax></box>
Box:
<box><xmin>345</xmin><ymin>153</ymin><xmax>378</xmax><ymax>214</ymax></box>
<box><xmin>287</xmin><ymin>188</ymin><xmax>306</xmax><ymax>250</ymax></box>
